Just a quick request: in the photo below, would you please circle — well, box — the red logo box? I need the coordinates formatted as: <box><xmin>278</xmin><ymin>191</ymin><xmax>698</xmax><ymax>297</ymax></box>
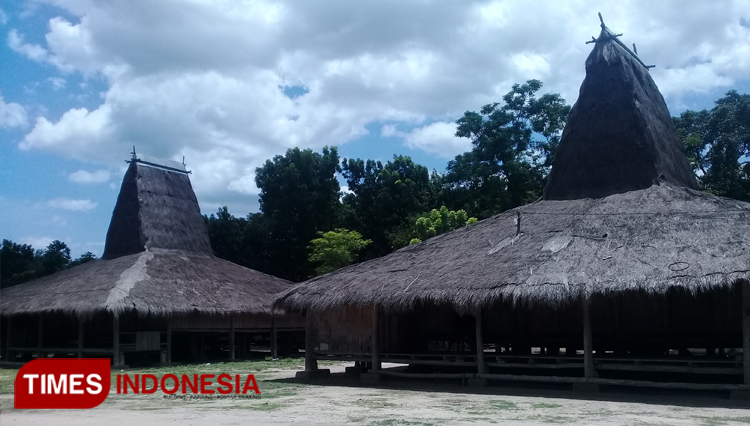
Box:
<box><xmin>15</xmin><ymin>358</ymin><xmax>111</xmax><ymax>409</ymax></box>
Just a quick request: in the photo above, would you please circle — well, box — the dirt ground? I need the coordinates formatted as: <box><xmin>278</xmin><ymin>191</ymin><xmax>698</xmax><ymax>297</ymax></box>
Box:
<box><xmin>2</xmin><ymin>362</ymin><xmax>750</xmax><ymax>425</ymax></box>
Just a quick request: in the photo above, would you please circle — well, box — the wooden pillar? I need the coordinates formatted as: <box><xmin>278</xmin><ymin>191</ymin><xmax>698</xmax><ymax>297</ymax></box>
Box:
<box><xmin>5</xmin><ymin>316</ymin><xmax>12</xmax><ymax>362</ymax></box>
<box><xmin>742</xmin><ymin>281</ymin><xmax>750</xmax><ymax>384</ymax></box>
<box><xmin>37</xmin><ymin>315</ymin><xmax>44</xmax><ymax>358</ymax></box>
<box><xmin>270</xmin><ymin>315</ymin><xmax>278</xmax><ymax>359</ymax></box>
<box><xmin>229</xmin><ymin>315</ymin><xmax>236</xmax><ymax>360</ymax></box>
<box><xmin>112</xmin><ymin>315</ymin><xmax>119</xmax><ymax>366</ymax></box>
<box><xmin>475</xmin><ymin>308</ymin><xmax>486</xmax><ymax>374</ymax></box>
<box><xmin>78</xmin><ymin>317</ymin><xmax>84</xmax><ymax>358</ymax></box>
<box><xmin>372</xmin><ymin>306</ymin><xmax>381</xmax><ymax>371</ymax></box>
<box><xmin>582</xmin><ymin>298</ymin><xmax>597</xmax><ymax>378</ymax></box>
<box><xmin>166</xmin><ymin>318</ymin><xmax>172</xmax><ymax>364</ymax></box>
<box><xmin>304</xmin><ymin>310</ymin><xmax>317</xmax><ymax>371</ymax></box>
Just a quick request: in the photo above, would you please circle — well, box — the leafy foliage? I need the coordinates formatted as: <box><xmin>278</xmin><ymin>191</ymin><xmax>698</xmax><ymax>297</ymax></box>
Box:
<box><xmin>308</xmin><ymin>229</ymin><xmax>372</xmax><ymax>275</ymax></box>
<box><xmin>254</xmin><ymin>147</ymin><xmax>342</xmax><ymax>281</ymax></box>
<box><xmin>444</xmin><ymin>80</ymin><xmax>570</xmax><ymax>218</ymax></box>
<box><xmin>69</xmin><ymin>251</ymin><xmax>97</xmax><ymax>268</ymax></box>
<box><xmin>341</xmin><ymin>155</ymin><xmax>438</xmax><ymax>257</ymax></box>
<box><xmin>674</xmin><ymin>90</ymin><xmax>750</xmax><ymax>201</ymax></box>
<box><xmin>407</xmin><ymin>206</ymin><xmax>477</xmax><ymax>245</ymax></box>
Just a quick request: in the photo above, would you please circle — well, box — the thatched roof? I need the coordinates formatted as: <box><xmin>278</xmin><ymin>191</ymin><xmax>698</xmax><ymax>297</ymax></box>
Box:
<box><xmin>543</xmin><ymin>24</ymin><xmax>698</xmax><ymax>200</ymax></box>
<box><xmin>103</xmin><ymin>161</ymin><xmax>213</xmax><ymax>259</ymax></box>
<box><xmin>274</xmin><ymin>25</ymin><xmax>750</xmax><ymax>313</ymax></box>
<box><xmin>2</xmin><ymin>160</ymin><xmax>293</xmax><ymax>316</ymax></box>
<box><xmin>275</xmin><ymin>184</ymin><xmax>749</xmax><ymax>312</ymax></box>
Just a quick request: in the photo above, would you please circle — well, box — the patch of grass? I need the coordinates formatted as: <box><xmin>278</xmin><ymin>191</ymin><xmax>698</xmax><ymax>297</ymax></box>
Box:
<box><xmin>243</xmin><ymin>401</ymin><xmax>284</xmax><ymax>411</ymax></box>
<box><xmin>369</xmin><ymin>420</ymin><xmax>433</xmax><ymax>426</ymax></box>
<box><xmin>489</xmin><ymin>400</ymin><xmax>517</xmax><ymax>410</ymax></box>
<box><xmin>532</xmin><ymin>402</ymin><xmax>562</xmax><ymax>409</ymax></box>
<box><xmin>0</xmin><ymin>368</ymin><xmax>18</xmax><ymax>394</ymax></box>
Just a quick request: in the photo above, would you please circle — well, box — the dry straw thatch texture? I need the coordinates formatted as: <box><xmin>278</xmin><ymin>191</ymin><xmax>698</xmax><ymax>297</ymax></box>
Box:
<box><xmin>274</xmin><ymin>26</ymin><xmax>750</xmax><ymax>314</ymax></box>
<box><xmin>275</xmin><ymin>184</ymin><xmax>750</xmax><ymax>313</ymax></box>
<box><xmin>1</xmin><ymin>161</ymin><xmax>293</xmax><ymax>317</ymax></box>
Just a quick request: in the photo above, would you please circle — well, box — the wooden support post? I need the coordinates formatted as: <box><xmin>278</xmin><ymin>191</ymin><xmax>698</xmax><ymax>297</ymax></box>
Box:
<box><xmin>304</xmin><ymin>310</ymin><xmax>317</xmax><ymax>371</ymax></box>
<box><xmin>78</xmin><ymin>317</ymin><xmax>84</xmax><ymax>358</ymax></box>
<box><xmin>271</xmin><ymin>315</ymin><xmax>278</xmax><ymax>359</ymax></box>
<box><xmin>229</xmin><ymin>315</ymin><xmax>236</xmax><ymax>360</ymax></box>
<box><xmin>113</xmin><ymin>315</ymin><xmax>120</xmax><ymax>366</ymax></box>
<box><xmin>37</xmin><ymin>315</ymin><xmax>44</xmax><ymax>358</ymax></box>
<box><xmin>5</xmin><ymin>316</ymin><xmax>12</xmax><ymax>362</ymax></box>
<box><xmin>372</xmin><ymin>306</ymin><xmax>381</xmax><ymax>371</ymax></box>
<box><xmin>166</xmin><ymin>318</ymin><xmax>172</xmax><ymax>364</ymax></box>
<box><xmin>582</xmin><ymin>298</ymin><xmax>597</xmax><ymax>378</ymax></box>
<box><xmin>743</xmin><ymin>281</ymin><xmax>750</xmax><ymax>385</ymax></box>
<box><xmin>475</xmin><ymin>308</ymin><xmax>486</xmax><ymax>374</ymax></box>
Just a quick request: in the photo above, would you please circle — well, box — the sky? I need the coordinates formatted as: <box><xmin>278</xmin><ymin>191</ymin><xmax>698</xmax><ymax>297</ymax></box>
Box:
<box><xmin>1</xmin><ymin>0</ymin><xmax>749</xmax><ymax>258</ymax></box>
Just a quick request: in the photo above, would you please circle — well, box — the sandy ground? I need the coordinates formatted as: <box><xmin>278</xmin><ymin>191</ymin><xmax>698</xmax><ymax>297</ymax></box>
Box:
<box><xmin>2</xmin><ymin>362</ymin><xmax>750</xmax><ymax>426</ymax></box>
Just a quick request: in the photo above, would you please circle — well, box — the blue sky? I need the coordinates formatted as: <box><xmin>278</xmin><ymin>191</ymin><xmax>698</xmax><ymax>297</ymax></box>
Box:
<box><xmin>1</xmin><ymin>0</ymin><xmax>749</xmax><ymax>258</ymax></box>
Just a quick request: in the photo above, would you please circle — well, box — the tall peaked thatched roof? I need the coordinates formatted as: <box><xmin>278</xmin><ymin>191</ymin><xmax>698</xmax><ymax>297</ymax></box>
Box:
<box><xmin>103</xmin><ymin>160</ymin><xmax>213</xmax><ymax>259</ymax></box>
<box><xmin>543</xmin><ymin>24</ymin><xmax>698</xmax><ymax>200</ymax></box>
<box><xmin>2</xmin><ymin>158</ymin><xmax>293</xmax><ymax>316</ymax></box>
<box><xmin>273</xmin><ymin>21</ymin><xmax>750</xmax><ymax>313</ymax></box>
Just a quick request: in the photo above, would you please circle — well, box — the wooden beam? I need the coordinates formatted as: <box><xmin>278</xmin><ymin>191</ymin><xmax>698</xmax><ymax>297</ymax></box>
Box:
<box><xmin>229</xmin><ymin>315</ymin><xmax>235</xmax><ymax>360</ymax></box>
<box><xmin>112</xmin><ymin>315</ymin><xmax>119</xmax><ymax>366</ymax></box>
<box><xmin>37</xmin><ymin>315</ymin><xmax>44</xmax><ymax>358</ymax></box>
<box><xmin>475</xmin><ymin>308</ymin><xmax>486</xmax><ymax>374</ymax></box>
<box><xmin>5</xmin><ymin>316</ymin><xmax>12</xmax><ymax>362</ymax></box>
<box><xmin>582</xmin><ymin>297</ymin><xmax>597</xmax><ymax>378</ymax></box>
<box><xmin>743</xmin><ymin>280</ymin><xmax>750</xmax><ymax>384</ymax></box>
<box><xmin>166</xmin><ymin>318</ymin><xmax>172</xmax><ymax>364</ymax></box>
<box><xmin>270</xmin><ymin>315</ymin><xmax>278</xmax><ymax>359</ymax></box>
<box><xmin>304</xmin><ymin>310</ymin><xmax>317</xmax><ymax>371</ymax></box>
<box><xmin>78</xmin><ymin>317</ymin><xmax>84</xmax><ymax>358</ymax></box>
<box><xmin>372</xmin><ymin>306</ymin><xmax>381</xmax><ymax>371</ymax></box>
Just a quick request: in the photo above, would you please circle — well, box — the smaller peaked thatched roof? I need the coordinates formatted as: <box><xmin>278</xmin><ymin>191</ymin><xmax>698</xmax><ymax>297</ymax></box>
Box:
<box><xmin>2</xmin><ymin>159</ymin><xmax>293</xmax><ymax>316</ymax></box>
<box><xmin>274</xmin><ymin>21</ymin><xmax>750</xmax><ymax>314</ymax></box>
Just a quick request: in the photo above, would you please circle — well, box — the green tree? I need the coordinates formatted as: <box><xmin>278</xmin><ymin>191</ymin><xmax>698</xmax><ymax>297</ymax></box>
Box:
<box><xmin>36</xmin><ymin>240</ymin><xmax>71</xmax><ymax>277</ymax></box>
<box><xmin>0</xmin><ymin>239</ymin><xmax>36</xmax><ymax>288</ymax></box>
<box><xmin>204</xmin><ymin>206</ymin><xmax>248</xmax><ymax>265</ymax></box>
<box><xmin>445</xmin><ymin>80</ymin><xmax>570</xmax><ymax>218</ymax></box>
<box><xmin>674</xmin><ymin>90</ymin><xmax>750</xmax><ymax>201</ymax></box>
<box><xmin>69</xmin><ymin>251</ymin><xmax>97</xmax><ymax>268</ymax></box>
<box><xmin>341</xmin><ymin>155</ymin><xmax>438</xmax><ymax>257</ymax></box>
<box><xmin>308</xmin><ymin>229</ymin><xmax>371</xmax><ymax>275</ymax></box>
<box><xmin>255</xmin><ymin>147</ymin><xmax>342</xmax><ymax>281</ymax></box>
<box><xmin>394</xmin><ymin>206</ymin><xmax>477</xmax><ymax>246</ymax></box>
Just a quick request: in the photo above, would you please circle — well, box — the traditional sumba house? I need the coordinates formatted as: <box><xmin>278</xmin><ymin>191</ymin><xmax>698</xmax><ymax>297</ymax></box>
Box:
<box><xmin>275</xmin><ymin>16</ymin><xmax>750</xmax><ymax>393</ymax></box>
<box><xmin>1</xmin><ymin>154</ymin><xmax>303</xmax><ymax>366</ymax></box>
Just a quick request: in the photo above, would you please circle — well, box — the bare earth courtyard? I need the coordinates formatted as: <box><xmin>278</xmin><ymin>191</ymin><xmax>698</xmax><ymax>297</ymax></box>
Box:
<box><xmin>1</xmin><ymin>360</ymin><xmax>749</xmax><ymax>426</ymax></box>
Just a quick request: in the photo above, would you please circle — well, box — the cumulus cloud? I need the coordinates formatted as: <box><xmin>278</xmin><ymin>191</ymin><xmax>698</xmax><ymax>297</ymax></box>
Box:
<box><xmin>20</xmin><ymin>236</ymin><xmax>55</xmax><ymax>249</ymax></box>
<box><xmin>0</xmin><ymin>93</ymin><xmax>28</xmax><ymax>128</ymax></box>
<box><xmin>69</xmin><ymin>169</ymin><xmax>110</xmax><ymax>183</ymax></box>
<box><xmin>8</xmin><ymin>29</ymin><xmax>49</xmax><ymax>62</ymax></box>
<box><xmin>10</xmin><ymin>0</ymin><xmax>750</xmax><ymax>211</ymax></box>
<box><xmin>384</xmin><ymin>122</ymin><xmax>471</xmax><ymax>158</ymax></box>
<box><xmin>47</xmin><ymin>197</ymin><xmax>98</xmax><ymax>211</ymax></box>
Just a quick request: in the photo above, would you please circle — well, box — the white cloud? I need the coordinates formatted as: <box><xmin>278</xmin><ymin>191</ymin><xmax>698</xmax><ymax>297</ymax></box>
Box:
<box><xmin>20</xmin><ymin>236</ymin><xmax>54</xmax><ymax>249</ymax></box>
<box><xmin>68</xmin><ymin>169</ymin><xmax>110</xmax><ymax>183</ymax></box>
<box><xmin>0</xmin><ymin>93</ymin><xmax>28</xmax><ymax>128</ymax></box>
<box><xmin>47</xmin><ymin>197</ymin><xmax>98</xmax><ymax>211</ymax></box>
<box><xmin>48</xmin><ymin>77</ymin><xmax>66</xmax><ymax>90</ymax></box>
<box><xmin>8</xmin><ymin>29</ymin><xmax>49</xmax><ymax>62</ymax></box>
<box><xmin>384</xmin><ymin>122</ymin><xmax>471</xmax><ymax>158</ymax></box>
<box><xmin>11</xmin><ymin>0</ymin><xmax>750</xmax><ymax>211</ymax></box>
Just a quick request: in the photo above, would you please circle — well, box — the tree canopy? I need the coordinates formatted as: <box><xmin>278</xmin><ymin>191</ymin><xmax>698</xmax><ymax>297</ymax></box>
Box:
<box><xmin>674</xmin><ymin>90</ymin><xmax>750</xmax><ymax>201</ymax></box>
